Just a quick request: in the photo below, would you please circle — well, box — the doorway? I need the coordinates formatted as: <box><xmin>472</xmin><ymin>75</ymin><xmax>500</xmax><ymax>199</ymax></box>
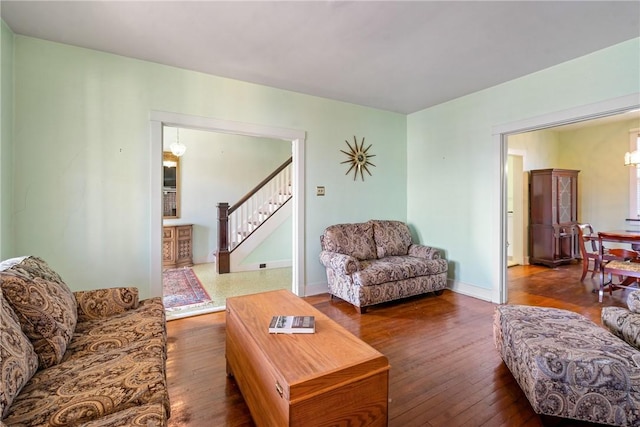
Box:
<box><xmin>160</xmin><ymin>125</ymin><xmax>295</xmax><ymax>318</ymax></box>
<box><xmin>507</xmin><ymin>150</ymin><xmax>525</xmax><ymax>267</ymax></box>
<box><xmin>497</xmin><ymin>94</ymin><xmax>640</xmax><ymax>304</ymax></box>
<box><xmin>149</xmin><ymin>112</ymin><xmax>306</xmax><ymax>303</ymax></box>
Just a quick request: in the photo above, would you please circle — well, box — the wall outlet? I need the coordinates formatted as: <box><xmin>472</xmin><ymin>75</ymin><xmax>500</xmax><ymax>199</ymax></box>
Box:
<box><xmin>316</xmin><ymin>186</ymin><xmax>325</xmax><ymax>196</ymax></box>
<box><xmin>259</xmin><ymin>263</ymin><xmax>266</xmax><ymax>268</ymax></box>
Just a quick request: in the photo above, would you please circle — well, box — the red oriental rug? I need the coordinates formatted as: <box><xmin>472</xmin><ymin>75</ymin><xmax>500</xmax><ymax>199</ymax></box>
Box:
<box><xmin>163</xmin><ymin>267</ymin><xmax>212</xmax><ymax>311</ymax></box>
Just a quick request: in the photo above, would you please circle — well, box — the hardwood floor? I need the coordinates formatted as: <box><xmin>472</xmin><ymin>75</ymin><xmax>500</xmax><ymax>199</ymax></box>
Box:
<box><xmin>166</xmin><ymin>263</ymin><xmax>632</xmax><ymax>427</ymax></box>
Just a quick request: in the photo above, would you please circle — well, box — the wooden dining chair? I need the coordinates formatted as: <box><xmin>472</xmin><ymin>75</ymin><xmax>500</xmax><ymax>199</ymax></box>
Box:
<box><xmin>577</xmin><ymin>224</ymin><xmax>601</xmax><ymax>281</ymax></box>
<box><xmin>577</xmin><ymin>223</ymin><xmax>640</xmax><ymax>282</ymax></box>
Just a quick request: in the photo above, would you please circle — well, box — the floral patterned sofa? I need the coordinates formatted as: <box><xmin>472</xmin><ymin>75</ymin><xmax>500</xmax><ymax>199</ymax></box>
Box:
<box><xmin>494</xmin><ymin>295</ymin><xmax>640</xmax><ymax>426</ymax></box>
<box><xmin>0</xmin><ymin>256</ymin><xmax>170</xmax><ymax>427</ymax></box>
<box><xmin>319</xmin><ymin>220</ymin><xmax>448</xmax><ymax>313</ymax></box>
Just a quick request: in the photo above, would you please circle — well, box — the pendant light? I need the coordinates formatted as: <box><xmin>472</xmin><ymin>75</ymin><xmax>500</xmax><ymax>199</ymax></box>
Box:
<box><xmin>170</xmin><ymin>128</ymin><xmax>187</xmax><ymax>157</ymax></box>
<box><xmin>624</xmin><ymin>133</ymin><xmax>640</xmax><ymax>167</ymax></box>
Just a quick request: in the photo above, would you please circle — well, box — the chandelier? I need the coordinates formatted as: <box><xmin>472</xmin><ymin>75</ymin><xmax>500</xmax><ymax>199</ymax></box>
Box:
<box><xmin>624</xmin><ymin>133</ymin><xmax>640</xmax><ymax>167</ymax></box>
<box><xmin>170</xmin><ymin>128</ymin><xmax>187</xmax><ymax>157</ymax></box>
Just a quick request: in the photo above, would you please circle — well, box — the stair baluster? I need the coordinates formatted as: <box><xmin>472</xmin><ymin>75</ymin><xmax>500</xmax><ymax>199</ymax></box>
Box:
<box><xmin>216</xmin><ymin>157</ymin><xmax>293</xmax><ymax>273</ymax></box>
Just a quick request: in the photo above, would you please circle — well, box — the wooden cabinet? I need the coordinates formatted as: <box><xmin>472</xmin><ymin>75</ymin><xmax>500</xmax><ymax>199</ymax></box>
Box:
<box><xmin>163</xmin><ymin>224</ymin><xmax>193</xmax><ymax>269</ymax></box>
<box><xmin>529</xmin><ymin>169</ymin><xmax>579</xmax><ymax>267</ymax></box>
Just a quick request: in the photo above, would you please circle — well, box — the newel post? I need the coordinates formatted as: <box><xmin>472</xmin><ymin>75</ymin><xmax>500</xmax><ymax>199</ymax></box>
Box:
<box><xmin>217</xmin><ymin>202</ymin><xmax>230</xmax><ymax>274</ymax></box>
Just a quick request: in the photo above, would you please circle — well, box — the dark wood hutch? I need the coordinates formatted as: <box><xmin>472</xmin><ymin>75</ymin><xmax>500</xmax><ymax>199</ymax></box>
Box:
<box><xmin>529</xmin><ymin>168</ymin><xmax>579</xmax><ymax>267</ymax></box>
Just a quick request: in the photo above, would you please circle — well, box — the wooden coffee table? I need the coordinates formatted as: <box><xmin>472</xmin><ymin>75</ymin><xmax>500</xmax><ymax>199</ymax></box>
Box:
<box><xmin>226</xmin><ymin>289</ymin><xmax>390</xmax><ymax>427</ymax></box>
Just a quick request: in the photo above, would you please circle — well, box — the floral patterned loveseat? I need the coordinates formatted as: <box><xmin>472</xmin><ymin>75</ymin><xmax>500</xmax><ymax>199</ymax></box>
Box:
<box><xmin>0</xmin><ymin>256</ymin><xmax>170</xmax><ymax>427</ymax></box>
<box><xmin>319</xmin><ymin>220</ymin><xmax>448</xmax><ymax>313</ymax></box>
<box><xmin>494</xmin><ymin>295</ymin><xmax>640</xmax><ymax>426</ymax></box>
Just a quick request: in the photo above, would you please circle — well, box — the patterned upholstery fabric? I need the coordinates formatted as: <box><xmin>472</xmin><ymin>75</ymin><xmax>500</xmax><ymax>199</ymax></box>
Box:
<box><xmin>0</xmin><ymin>256</ymin><xmax>169</xmax><ymax>426</ymax></box>
<box><xmin>79</xmin><ymin>403</ymin><xmax>167</xmax><ymax>427</ymax></box>
<box><xmin>408</xmin><ymin>244</ymin><xmax>442</xmax><ymax>260</ymax></box>
<box><xmin>2</xmin><ymin>296</ymin><xmax>169</xmax><ymax>427</ymax></box>
<box><xmin>601</xmin><ymin>307</ymin><xmax>640</xmax><ymax>350</ymax></box>
<box><xmin>601</xmin><ymin>291</ymin><xmax>640</xmax><ymax>350</ymax></box>
<box><xmin>320</xmin><ymin>220</ymin><xmax>448</xmax><ymax>311</ymax></box>
<box><xmin>0</xmin><ymin>256</ymin><xmax>77</xmax><ymax>368</ymax></box>
<box><xmin>318</xmin><ymin>251</ymin><xmax>359</xmax><ymax>276</ymax></box>
<box><xmin>4</xmin><ymin>340</ymin><xmax>168</xmax><ymax>426</ymax></box>
<box><xmin>628</xmin><ymin>290</ymin><xmax>640</xmax><ymax>314</ymax></box>
<box><xmin>357</xmin><ymin>275</ymin><xmax>447</xmax><ymax>308</ymax></box>
<box><xmin>354</xmin><ymin>257</ymin><xmax>447</xmax><ymax>287</ymax></box>
<box><xmin>74</xmin><ymin>287</ymin><xmax>139</xmax><ymax>322</ymax></box>
<box><xmin>0</xmin><ymin>291</ymin><xmax>39</xmax><ymax>418</ymax></box>
<box><xmin>371</xmin><ymin>220</ymin><xmax>412</xmax><ymax>258</ymax></box>
<box><xmin>321</xmin><ymin>222</ymin><xmax>377</xmax><ymax>261</ymax></box>
<box><xmin>494</xmin><ymin>304</ymin><xmax>640</xmax><ymax>426</ymax></box>
<box><xmin>66</xmin><ymin>297</ymin><xmax>166</xmax><ymax>362</ymax></box>
<box><xmin>606</xmin><ymin>260</ymin><xmax>640</xmax><ymax>274</ymax></box>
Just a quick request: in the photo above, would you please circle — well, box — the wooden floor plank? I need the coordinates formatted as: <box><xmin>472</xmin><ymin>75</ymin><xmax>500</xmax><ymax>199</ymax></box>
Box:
<box><xmin>166</xmin><ymin>263</ymin><xmax>631</xmax><ymax>427</ymax></box>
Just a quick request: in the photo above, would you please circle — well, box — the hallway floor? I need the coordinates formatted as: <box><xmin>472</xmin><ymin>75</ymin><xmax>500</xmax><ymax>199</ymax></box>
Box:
<box><xmin>164</xmin><ymin>263</ymin><xmax>292</xmax><ymax>320</ymax></box>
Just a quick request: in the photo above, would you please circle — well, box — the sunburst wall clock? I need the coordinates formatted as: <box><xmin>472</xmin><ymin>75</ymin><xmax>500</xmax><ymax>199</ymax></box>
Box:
<box><xmin>340</xmin><ymin>136</ymin><xmax>376</xmax><ymax>181</ymax></box>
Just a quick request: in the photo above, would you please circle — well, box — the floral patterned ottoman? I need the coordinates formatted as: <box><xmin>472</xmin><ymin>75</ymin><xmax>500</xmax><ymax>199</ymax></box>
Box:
<box><xmin>494</xmin><ymin>303</ymin><xmax>640</xmax><ymax>426</ymax></box>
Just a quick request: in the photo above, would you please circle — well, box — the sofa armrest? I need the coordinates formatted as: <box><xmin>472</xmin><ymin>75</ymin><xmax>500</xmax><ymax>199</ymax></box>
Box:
<box><xmin>319</xmin><ymin>251</ymin><xmax>359</xmax><ymax>275</ymax></box>
<box><xmin>601</xmin><ymin>306</ymin><xmax>640</xmax><ymax>350</ymax></box>
<box><xmin>74</xmin><ymin>287</ymin><xmax>139</xmax><ymax>322</ymax></box>
<box><xmin>408</xmin><ymin>244</ymin><xmax>442</xmax><ymax>260</ymax></box>
<box><xmin>628</xmin><ymin>290</ymin><xmax>640</xmax><ymax>313</ymax></box>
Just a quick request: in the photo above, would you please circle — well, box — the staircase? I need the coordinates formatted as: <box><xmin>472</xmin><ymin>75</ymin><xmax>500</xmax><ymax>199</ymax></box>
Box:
<box><xmin>216</xmin><ymin>157</ymin><xmax>292</xmax><ymax>273</ymax></box>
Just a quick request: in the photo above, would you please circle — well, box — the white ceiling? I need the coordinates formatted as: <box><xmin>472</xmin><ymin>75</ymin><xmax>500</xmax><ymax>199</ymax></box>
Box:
<box><xmin>1</xmin><ymin>1</ymin><xmax>639</xmax><ymax>114</ymax></box>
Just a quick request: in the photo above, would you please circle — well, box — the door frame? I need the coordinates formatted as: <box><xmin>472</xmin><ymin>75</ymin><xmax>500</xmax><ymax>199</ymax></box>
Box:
<box><xmin>149</xmin><ymin>111</ymin><xmax>306</xmax><ymax>299</ymax></box>
<box><xmin>495</xmin><ymin>93</ymin><xmax>640</xmax><ymax>303</ymax></box>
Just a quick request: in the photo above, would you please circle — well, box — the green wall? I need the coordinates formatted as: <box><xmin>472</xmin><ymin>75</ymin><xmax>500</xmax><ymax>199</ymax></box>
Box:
<box><xmin>8</xmin><ymin>35</ymin><xmax>407</xmax><ymax>298</ymax></box>
<box><xmin>508</xmin><ymin>130</ymin><xmax>561</xmax><ymax>171</ymax></box>
<box><xmin>242</xmin><ymin>216</ymin><xmax>292</xmax><ymax>266</ymax></box>
<box><xmin>3</xmin><ymin>24</ymin><xmax>639</xmax><ymax>302</ymax></box>
<box><xmin>0</xmin><ymin>21</ymin><xmax>14</xmax><ymax>260</ymax></box>
<box><xmin>407</xmin><ymin>37</ymin><xmax>640</xmax><ymax>301</ymax></box>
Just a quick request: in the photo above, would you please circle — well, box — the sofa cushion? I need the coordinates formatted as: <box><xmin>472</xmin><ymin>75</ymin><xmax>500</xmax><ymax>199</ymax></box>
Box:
<box><xmin>321</xmin><ymin>222</ymin><xmax>377</xmax><ymax>260</ymax></box>
<box><xmin>74</xmin><ymin>287</ymin><xmax>139</xmax><ymax>322</ymax></box>
<box><xmin>2</xmin><ymin>339</ymin><xmax>169</xmax><ymax>426</ymax></box>
<box><xmin>0</xmin><ymin>256</ymin><xmax>77</xmax><ymax>368</ymax></box>
<box><xmin>371</xmin><ymin>220</ymin><xmax>412</xmax><ymax>258</ymax></box>
<box><xmin>353</xmin><ymin>256</ymin><xmax>448</xmax><ymax>287</ymax></box>
<box><xmin>0</xmin><ymin>290</ymin><xmax>39</xmax><ymax>418</ymax></box>
<box><xmin>64</xmin><ymin>297</ymin><xmax>166</xmax><ymax>362</ymax></box>
<box><xmin>408</xmin><ymin>244</ymin><xmax>442</xmax><ymax>260</ymax></box>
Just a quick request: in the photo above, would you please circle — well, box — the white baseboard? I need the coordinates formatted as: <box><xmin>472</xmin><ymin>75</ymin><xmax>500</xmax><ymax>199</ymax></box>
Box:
<box><xmin>232</xmin><ymin>259</ymin><xmax>292</xmax><ymax>273</ymax></box>
<box><xmin>447</xmin><ymin>278</ymin><xmax>496</xmax><ymax>303</ymax></box>
<box><xmin>193</xmin><ymin>255</ymin><xmax>214</xmax><ymax>265</ymax></box>
<box><xmin>303</xmin><ymin>281</ymin><xmax>329</xmax><ymax>296</ymax></box>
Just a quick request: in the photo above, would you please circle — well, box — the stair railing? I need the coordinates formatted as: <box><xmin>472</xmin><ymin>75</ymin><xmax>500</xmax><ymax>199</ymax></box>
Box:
<box><xmin>217</xmin><ymin>157</ymin><xmax>292</xmax><ymax>273</ymax></box>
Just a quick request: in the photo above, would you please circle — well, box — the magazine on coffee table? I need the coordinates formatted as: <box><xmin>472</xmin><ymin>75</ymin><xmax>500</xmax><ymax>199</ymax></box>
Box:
<box><xmin>268</xmin><ymin>315</ymin><xmax>316</xmax><ymax>334</ymax></box>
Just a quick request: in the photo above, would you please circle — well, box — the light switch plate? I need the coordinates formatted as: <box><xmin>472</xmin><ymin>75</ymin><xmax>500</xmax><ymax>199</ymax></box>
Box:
<box><xmin>316</xmin><ymin>186</ymin><xmax>325</xmax><ymax>196</ymax></box>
